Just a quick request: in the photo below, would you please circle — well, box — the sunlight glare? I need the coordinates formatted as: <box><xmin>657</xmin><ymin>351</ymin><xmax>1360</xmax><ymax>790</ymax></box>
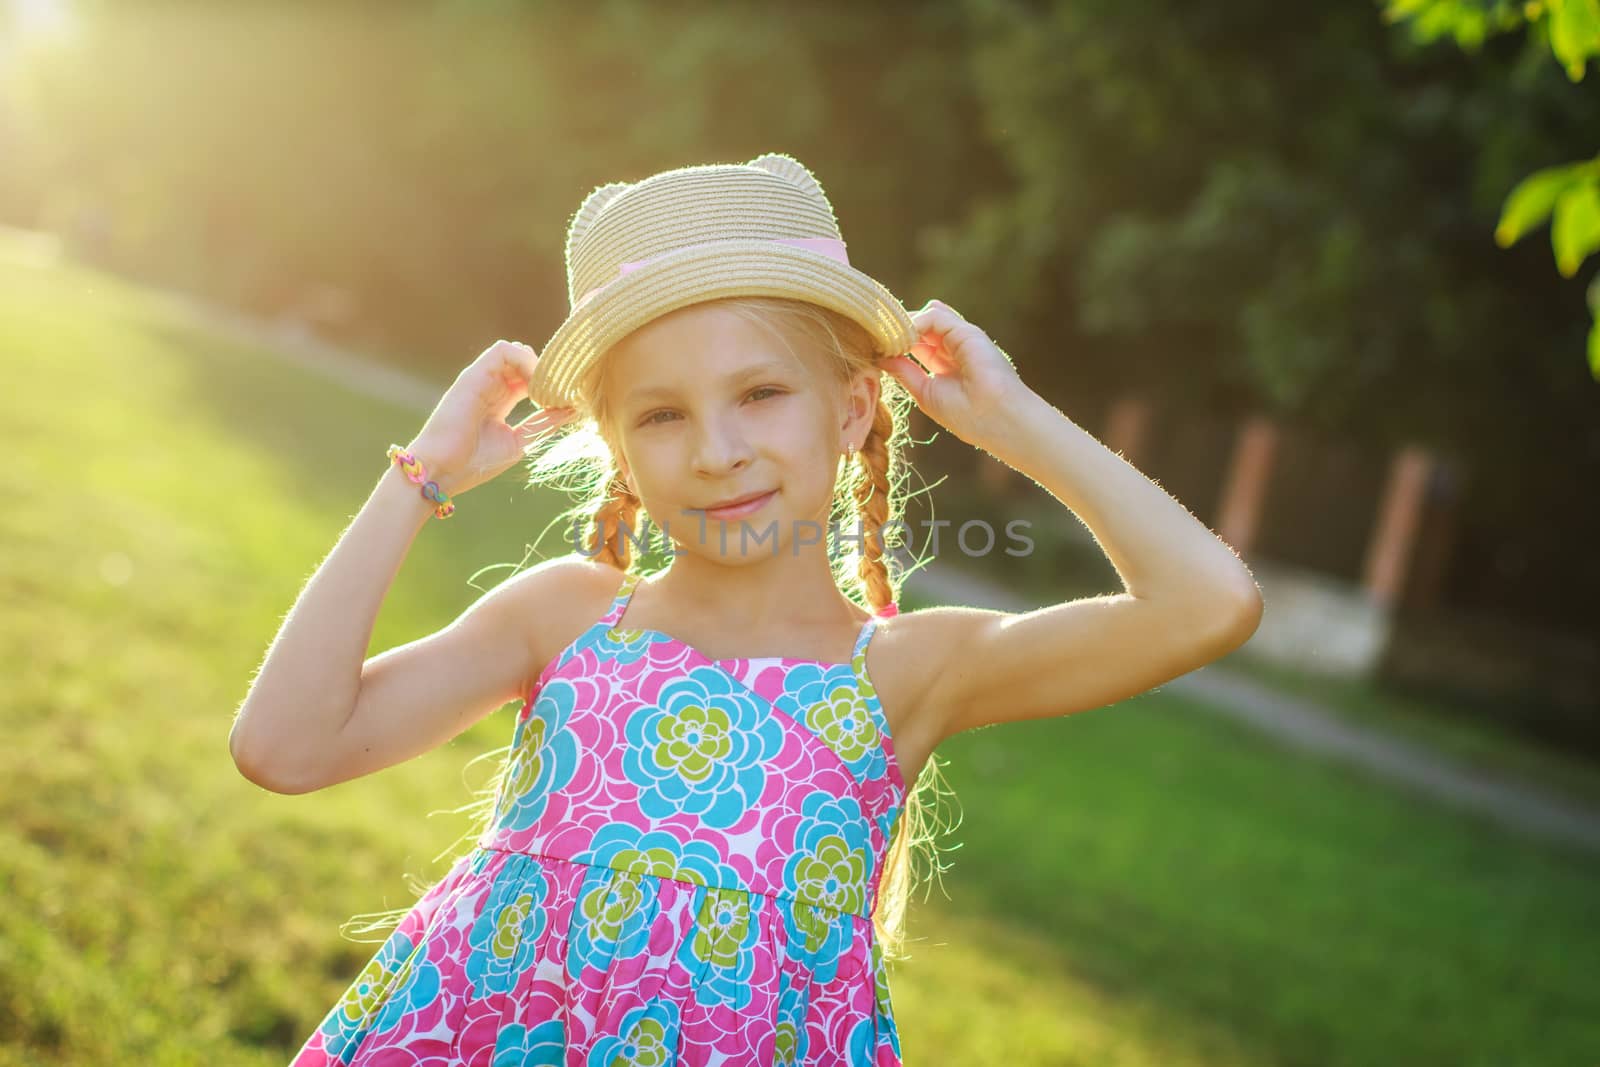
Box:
<box><xmin>3</xmin><ymin>0</ymin><xmax>77</xmax><ymax>49</ymax></box>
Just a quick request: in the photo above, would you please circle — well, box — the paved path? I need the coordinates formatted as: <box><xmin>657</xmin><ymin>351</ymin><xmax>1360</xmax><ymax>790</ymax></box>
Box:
<box><xmin>119</xmin><ymin>261</ymin><xmax>1600</xmax><ymax>857</ymax></box>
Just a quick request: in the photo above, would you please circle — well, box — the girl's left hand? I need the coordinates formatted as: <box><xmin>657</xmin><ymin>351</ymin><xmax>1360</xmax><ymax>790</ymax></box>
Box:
<box><xmin>876</xmin><ymin>300</ymin><xmax>1032</xmax><ymax>450</ymax></box>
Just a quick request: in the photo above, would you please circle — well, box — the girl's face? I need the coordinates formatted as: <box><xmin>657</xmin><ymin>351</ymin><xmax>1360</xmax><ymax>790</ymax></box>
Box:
<box><xmin>602</xmin><ymin>303</ymin><xmax>874</xmax><ymax>559</ymax></box>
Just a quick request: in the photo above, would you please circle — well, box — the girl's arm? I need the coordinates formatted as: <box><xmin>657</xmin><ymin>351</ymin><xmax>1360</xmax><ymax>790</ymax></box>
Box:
<box><xmin>877</xmin><ymin>302</ymin><xmax>1262</xmax><ymax>743</ymax></box>
<box><xmin>229</xmin><ymin>341</ymin><xmax>576</xmax><ymax>793</ymax></box>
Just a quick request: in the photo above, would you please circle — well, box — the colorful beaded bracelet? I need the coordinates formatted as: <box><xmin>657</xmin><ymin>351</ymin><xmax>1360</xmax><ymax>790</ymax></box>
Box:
<box><xmin>386</xmin><ymin>444</ymin><xmax>456</xmax><ymax>519</ymax></box>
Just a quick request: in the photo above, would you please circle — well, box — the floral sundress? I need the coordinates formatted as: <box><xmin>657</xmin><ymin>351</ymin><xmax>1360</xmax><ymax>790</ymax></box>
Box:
<box><xmin>289</xmin><ymin>566</ymin><xmax>909</xmax><ymax>1066</ymax></box>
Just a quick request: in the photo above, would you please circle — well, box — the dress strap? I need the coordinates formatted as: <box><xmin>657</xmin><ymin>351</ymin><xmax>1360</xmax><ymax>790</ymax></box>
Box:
<box><xmin>600</xmin><ymin>569</ymin><xmax>643</xmax><ymax>628</ymax></box>
<box><xmin>851</xmin><ymin>600</ymin><xmax>895</xmax><ymax>664</ymax></box>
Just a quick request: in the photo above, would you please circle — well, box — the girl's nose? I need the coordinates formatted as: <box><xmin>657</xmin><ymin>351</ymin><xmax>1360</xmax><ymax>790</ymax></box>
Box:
<box><xmin>692</xmin><ymin>416</ymin><xmax>755</xmax><ymax>475</ymax></box>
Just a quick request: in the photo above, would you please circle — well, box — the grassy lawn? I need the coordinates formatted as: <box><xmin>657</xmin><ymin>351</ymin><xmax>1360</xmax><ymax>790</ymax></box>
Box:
<box><xmin>4</xmin><ymin>234</ymin><xmax>1598</xmax><ymax>1065</ymax></box>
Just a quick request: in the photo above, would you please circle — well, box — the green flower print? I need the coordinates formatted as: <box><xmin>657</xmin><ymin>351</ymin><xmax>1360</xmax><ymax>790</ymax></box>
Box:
<box><xmin>324</xmin><ymin>932</ymin><xmax>411</xmax><ymax>1039</ymax></box>
<box><xmin>588</xmin><ymin>998</ymin><xmax>681</xmax><ymax>1067</ymax></box>
<box><xmin>465</xmin><ymin>867</ymin><xmax>547</xmax><ymax>996</ymax></box>
<box><xmin>788</xmin><ymin>900</ymin><xmax>834</xmax><ymax>956</ymax></box>
<box><xmin>569</xmin><ymin>869</ymin><xmax>663</xmax><ymax>979</ymax></box>
<box><xmin>610</xmin><ymin>843</ymin><xmax>690</xmax><ymax>881</ymax></box>
<box><xmin>585</xmin><ymin>825</ymin><xmax>746</xmax><ymax>893</ymax></box>
<box><xmin>689</xmin><ymin>894</ymin><xmax>748</xmax><ymax>970</ymax></box>
<box><xmin>773</xmin><ymin>978</ymin><xmax>810</xmax><ymax>1066</ymax></box>
<box><xmin>579</xmin><ymin>874</ymin><xmax>647</xmax><ymax>945</ymax></box>
<box><xmin>491</xmin><ymin>893</ymin><xmax>532</xmax><ymax>957</ymax></box>
<box><xmin>496</xmin><ymin>681</ymin><xmax>580</xmax><ymax>832</ymax></box>
<box><xmin>674</xmin><ymin>888</ymin><xmax>758</xmax><ymax>1008</ymax></box>
<box><xmin>774</xmin><ymin>1016</ymin><xmax>800</xmax><ymax>1066</ymax></box>
<box><xmin>792</xmin><ymin>831</ymin><xmax>868</xmax><ymax>914</ymax></box>
<box><xmin>780</xmin><ymin>793</ymin><xmax>871</xmax><ymax>980</ymax></box>
<box><xmin>653</xmin><ymin>701</ymin><xmax>734</xmax><ymax>784</ymax></box>
<box><xmin>810</xmin><ymin>682</ymin><xmax>879</xmax><ymax>765</ymax></box>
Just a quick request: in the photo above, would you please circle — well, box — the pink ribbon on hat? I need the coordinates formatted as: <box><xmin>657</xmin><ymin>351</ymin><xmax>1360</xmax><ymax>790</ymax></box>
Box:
<box><xmin>575</xmin><ymin>236</ymin><xmax>850</xmax><ymax>308</ymax></box>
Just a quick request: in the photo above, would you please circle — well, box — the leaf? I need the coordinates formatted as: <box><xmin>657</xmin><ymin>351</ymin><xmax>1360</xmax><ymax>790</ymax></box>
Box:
<box><xmin>1381</xmin><ymin>0</ymin><xmax>1434</xmax><ymax>27</ymax></box>
<box><xmin>1381</xmin><ymin>0</ymin><xmax>1431</xmax><ymax>21</ymax></box>
<box><xmin>1495</xmin><ymin>159</ymin><xmax>1596</xmax><ymax>246</ymax></box>
<box><xmin>1587</xmin><ymin>276</ymin><xmax>1600</xmax><ymax>377</ymax></box>
<box><xmin>1548</xmin><ymin>0</ymin><xmax>1600</xmax><ymax>79</ymax></box>
<box><xmin>1589</xmin><ymin>313</ymin><xmax>1600</xmax><ymax>381</ymax></box>
<box><xmin>1550</xmin><ymin>179</ymin><xmax>1600</xmax><ymax>276</ymax></box>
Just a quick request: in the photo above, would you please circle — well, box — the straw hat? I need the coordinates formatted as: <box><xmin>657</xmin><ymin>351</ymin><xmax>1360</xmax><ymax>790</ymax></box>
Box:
<box><xmin>526</xmin><ymin>152</ymin><xmax>921</xmax><ymax>410</ymax></box>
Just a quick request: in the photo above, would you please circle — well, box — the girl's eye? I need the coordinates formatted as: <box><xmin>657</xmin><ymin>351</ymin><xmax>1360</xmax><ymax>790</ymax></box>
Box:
<box><xmin>639</xmin><ymin>387</ymin><xmax>784</xmax><ymax>427</ymax></box>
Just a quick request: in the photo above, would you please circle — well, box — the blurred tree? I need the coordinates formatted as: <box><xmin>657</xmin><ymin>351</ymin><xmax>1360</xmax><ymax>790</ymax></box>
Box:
<box><xmin>915</xmin><ymin>0</ymin><xmax>1599</xmax><ymax>631</ymax></box>
<box><xmin>1380</xmin><ymin>0</ymin><xmax>1600</xmax><ymax>379</ymax></box>
<box><xmin>919</xmin><ymin>0</ymin><xmax>1597</xmax><ymax>440</ymax></box>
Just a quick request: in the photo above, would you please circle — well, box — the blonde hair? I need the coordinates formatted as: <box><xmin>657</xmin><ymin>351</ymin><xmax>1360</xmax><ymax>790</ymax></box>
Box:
<box><xmin>343</xmin><ymin>296</ymin><xmax>959</xmax><ymax>963</ymax></box>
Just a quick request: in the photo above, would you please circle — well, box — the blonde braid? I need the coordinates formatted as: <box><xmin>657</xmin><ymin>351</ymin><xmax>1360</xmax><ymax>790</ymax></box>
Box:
<box><xmin>850</xmin><ymin>397</ymin><xmax>897</xmax><ymax>614</ymax></box>
<box><xmin>851</xmin><ymin>393</ymin><xmax>941</xmax><ymax>962</ymax></box>
<box><xmin>588</xmin><ymin>470</ymin><xmax>642</xmax><ymax>571</ymax></box>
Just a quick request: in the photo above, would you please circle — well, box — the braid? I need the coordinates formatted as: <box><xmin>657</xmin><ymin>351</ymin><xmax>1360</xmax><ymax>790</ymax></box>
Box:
<box><xmin>850</xmin><ymin>396</ymin><xmax>897</xmax><ymax>613</ymax></box>
<box><xmin>588</xmin><ymin>470</ymin><xmax>642</xmax><ymax>571</ymax></box>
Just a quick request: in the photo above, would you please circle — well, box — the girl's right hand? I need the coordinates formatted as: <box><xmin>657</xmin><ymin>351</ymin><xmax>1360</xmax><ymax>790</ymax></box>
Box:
<box><xmin>405</xmin><ymin>340</ymin><xmax>577</xmax><ymax>498</ymax></box>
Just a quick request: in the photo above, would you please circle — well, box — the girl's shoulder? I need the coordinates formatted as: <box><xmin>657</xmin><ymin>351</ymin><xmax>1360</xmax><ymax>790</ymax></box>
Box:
<box><xmin>520</xmin><ymin>557</ymin><xmax>633</xmax><ymax>680</ymax></box>
<box><xmin>862</xmin><ymin>602</ymin><xmax>998</xmax><ymax>780</ymax></box>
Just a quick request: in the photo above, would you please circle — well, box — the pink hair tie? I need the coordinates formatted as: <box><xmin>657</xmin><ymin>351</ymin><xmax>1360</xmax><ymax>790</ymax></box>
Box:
<box><xmin>875</xmin><ymin>602</ymin><xmax>899</xmax><ymax>618</ymax></box>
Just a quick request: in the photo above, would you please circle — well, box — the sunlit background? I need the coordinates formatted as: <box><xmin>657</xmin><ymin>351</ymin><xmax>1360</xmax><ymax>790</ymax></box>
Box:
<box><xmin>3</xmin><ymin>1</ymin><xmax>1599</xmax><ymax>1064</ymax></box>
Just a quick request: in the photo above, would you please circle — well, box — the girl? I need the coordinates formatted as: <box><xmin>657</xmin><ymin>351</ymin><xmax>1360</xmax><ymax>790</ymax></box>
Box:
<box><xmin>232</xmin><ymin>153</ymin><xmax>1262</xmax><ymax>1066</ymax></box>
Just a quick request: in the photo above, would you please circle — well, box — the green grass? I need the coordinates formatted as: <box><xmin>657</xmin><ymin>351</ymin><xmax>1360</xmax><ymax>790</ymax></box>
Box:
<box><xmin>3</xmin><ymin>232</ymin><xmax>1599</xmax><ymax>1065</ymax></box>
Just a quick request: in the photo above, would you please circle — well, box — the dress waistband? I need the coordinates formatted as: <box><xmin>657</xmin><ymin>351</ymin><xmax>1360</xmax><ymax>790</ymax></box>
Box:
<box><xmin>474</xmin><ymin>838</ymin><xmax>878</xmax><ymax>922</ymax></box>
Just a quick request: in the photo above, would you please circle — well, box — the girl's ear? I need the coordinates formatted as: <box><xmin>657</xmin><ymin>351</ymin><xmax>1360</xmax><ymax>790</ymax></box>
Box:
<box><xmin>841</xmin><ymin>368</ymin><xmax>881</xmax><ymax>443</ymax></box>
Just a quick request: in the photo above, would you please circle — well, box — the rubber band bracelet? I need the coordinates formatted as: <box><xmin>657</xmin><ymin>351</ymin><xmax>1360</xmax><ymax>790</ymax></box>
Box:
<box><xmin>386</xmin><ymin>444</ymin><xmax>456</xmax><ymax>519</ymax></box>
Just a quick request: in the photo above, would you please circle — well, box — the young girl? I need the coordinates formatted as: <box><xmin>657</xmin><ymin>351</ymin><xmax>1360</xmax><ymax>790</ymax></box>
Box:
<box><xmin>233</xmin><ymin>153</ymin><xmax>1263</xmax><ymax>1066</ymax></box>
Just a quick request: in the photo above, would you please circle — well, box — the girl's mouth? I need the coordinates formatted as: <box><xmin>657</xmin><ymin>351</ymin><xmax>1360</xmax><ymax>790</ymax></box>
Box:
<box><xmin>698</xmin><ymin>489</ymin><xmax>777</xmax><ymax>520</ymax></box>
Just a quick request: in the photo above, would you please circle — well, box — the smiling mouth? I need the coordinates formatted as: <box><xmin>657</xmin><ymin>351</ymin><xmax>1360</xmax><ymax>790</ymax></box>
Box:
<box><xmin>695</xmin><ymin>490</ymin><xmax>777</xmax><ymax>518</ymax></box>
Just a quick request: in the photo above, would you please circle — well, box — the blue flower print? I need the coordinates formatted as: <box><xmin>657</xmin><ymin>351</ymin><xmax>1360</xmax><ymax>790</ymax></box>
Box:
<box><xmin>780</xmin><ymin>791</ymin><xmax>873</xmax><ymax>981</ymax></box>
<box><xmin>781</xmin><ymin>898</ymin><xmax>852</xmax><ymax>985</ymax></box>
<box><xmin>567</xmin><ymin>867</ymin><xmax>661</xmax><ymax>980</ymax></box>
<box><xmin>584</xmin><ymin>824</ymin><xmax>745</xmax><ymax>891</ymax></box>
<box><xmin>317</xmin><ymin>929</ymin><xmax>415</xmax><ymax>1061</ymax></box>
<box><xmin>783</xmin><ymin>792</ymin><xmax>873</xmax><ymax>914</ymax></box>
<box><xmin>600</xmin><ymin>625</ymin><xmax>658</xmax><ymax>663</ymax></box>
<box><xmin>587</xmin><ymin>997</ymin><xmax>682</xmax><ymax>1067</ymax></box>
<box><xmin>498</xmin><ymin>678</ymin><xmax>582</xmax><ymax>832</ymax></box>
<box><xmin>873</xmin><ymin>935</ymin><xmax>903</xmax><ymax>1061</ymax></box>
<box><xmin>848</xmin><ymin>1015</ymin><xmax>876</xmax><ymax>1065</ymax></box>
<box><xmin>675</xmin><ymin>887</ymin><xmax>761</xmax><ymax>1009</ymax></box>
<box><xmin>876</xmin><ymin>806</ymin><xmax>903</xmax><ymax>852</ymax></box>
<box><xmin>363</xmin><ymin>934</ymin><xmax>443</xmax><ymax>1043</ymax></box>
<box><xmin>786</xmin><ymin>663</ymin><xmax>886</xmax><ymax>782</ymax></box>
<box><xmin>492</xmin><ymin>1019</ymin><xmax>566</xmax><ymax>1066</ymax></box>
<box><xmin>622</xmin><ymin>666</ymin><xmax>784</xmax><ymax>828</ymax></box>
<box><xmin>465</xmin><ymin>860</ymin><xmax>549</xmax><ymax>996</ymax></box>
<box><xmin>772</xmin><ymin>977</ymin><xmax>811</xmax><ymax>1067</ymax></box>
